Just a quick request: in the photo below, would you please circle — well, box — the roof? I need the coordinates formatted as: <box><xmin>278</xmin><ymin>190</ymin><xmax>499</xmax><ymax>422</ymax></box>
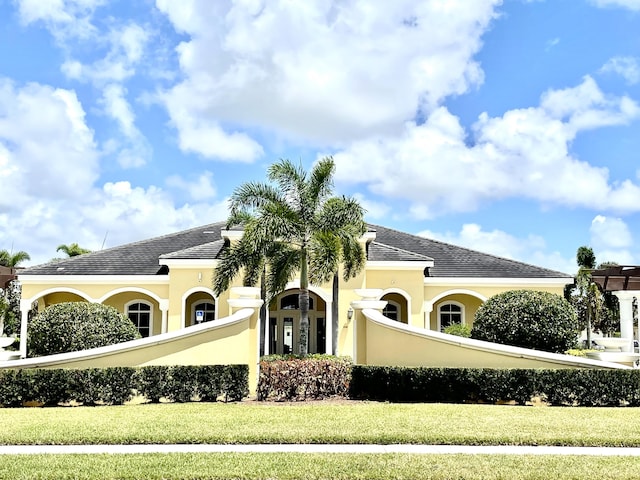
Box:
<box><xmin>20</xmin><ymin>222</ymin><xmax>228</xmax><ymax>276</ymax></box>
<box><xmin>368</xmin><ymin>224</ymin><xmax>571</xmax><ymax>279</ymax></box>
<box><xmin>19</xmin><ymin>221</ymin><xmax>571</xmax><ymax>279</ymax></box>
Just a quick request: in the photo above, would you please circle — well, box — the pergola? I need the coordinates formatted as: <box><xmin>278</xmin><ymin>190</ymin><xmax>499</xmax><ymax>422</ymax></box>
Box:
<box><xmin>591</xmin><ymin>266</ymin><xmax>640</xmax><ymax>346</ymax></box>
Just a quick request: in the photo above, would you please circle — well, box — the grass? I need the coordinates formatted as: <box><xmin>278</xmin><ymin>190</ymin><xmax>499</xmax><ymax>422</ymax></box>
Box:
<box><xmin>3</xmin><ymin>402</ymin><xmax>640</xmax><ymax>479</ymax></box>
<box><xmin>3</xmin><ymin>453</ymin><xmax>640</xmax><ymax>480</ymax></box>
<box><xmin>3</xmin><ymin>401</ymin><xmax>640</xmax><ymax>447</ymax></box>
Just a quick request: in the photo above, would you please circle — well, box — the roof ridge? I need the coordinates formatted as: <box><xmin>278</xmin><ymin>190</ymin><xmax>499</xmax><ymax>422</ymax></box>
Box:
<box><xmin>371</xmin><ymin>241</ymin><xmax>433</xmax><ymax>261</ymax></box>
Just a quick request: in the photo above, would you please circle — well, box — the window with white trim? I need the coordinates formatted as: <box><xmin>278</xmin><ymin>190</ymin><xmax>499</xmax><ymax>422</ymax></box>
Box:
<box><xmin>193</xmin><ymin>301</ymin><xmax>215</xmax><ymax>324</ymax></box>
<box><xmin>127</xmin><ymin>301</ymin><xmax>152</xmax><ymax>338</ymax></box>
<box><xmin>438</xmin><ymin>302</ymin><xmax>463</xmax><ymax>332</ymax></box>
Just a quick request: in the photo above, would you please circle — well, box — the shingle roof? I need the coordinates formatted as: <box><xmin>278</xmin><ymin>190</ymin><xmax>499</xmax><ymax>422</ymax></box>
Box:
<box><xmin>19</xmin><ymin>221</ymin><xmax>571</xmax><ymax>280</ymax></box>
<box><xmin>368</xmin><ymin>224</ymin><xmax>571</xmax><ymax>279</ymax></box>
<box><xmin>368</xmin><ymin>242</ymin><xmax>433</xmax><ymax>263</ymax></box>
<box><xmin>20</xmin><ymin>221</ymin><xmax>228</xmax><ymax>276</ymax></box>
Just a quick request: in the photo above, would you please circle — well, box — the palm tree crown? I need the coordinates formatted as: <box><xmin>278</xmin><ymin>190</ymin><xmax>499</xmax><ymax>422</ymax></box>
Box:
<box><xmin>0</xmin><ymin>249</ymin><xmax>30</xmax><ymax>268</ymax></box>
<box><xmin>56</xmin><ymin>243</ymin><xmax>91</xmax><ymax>257</ymax></box>
<box><xmin>213</xmin><ymin>157</ymin><xmax>366</xmax><ymax>355</ymax></box>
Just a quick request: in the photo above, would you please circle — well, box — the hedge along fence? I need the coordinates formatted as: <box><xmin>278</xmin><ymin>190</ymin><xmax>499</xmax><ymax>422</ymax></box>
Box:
<box><xmin>349</xmin><ymin>366</ymin><xmax>640</xmax><ymax>407</ymax></box>
<box><xmin>257</xmin><ymin>355</ymin><xmax>352</xmax><ymax>401</ymax></box>
<box><xmin>0</xmin><ymin>365</ymin><xmax>249</xmax><ymax>407</ymax></box>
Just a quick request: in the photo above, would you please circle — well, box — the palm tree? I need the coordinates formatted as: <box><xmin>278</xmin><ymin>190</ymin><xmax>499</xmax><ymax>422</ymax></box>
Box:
<box><xmin>56</xmin><ymin>243</ymin><xmax>91</xmax><ymax>257</ymax></box>
<box><xmin>574</xmin><ymin>246</ymin><xmax>601</xmax><ymax>348</ymax></box>
<box><xmin>0</xmin><ymin>249</ymin><xmax>30</xmax><ymax>268</ymax></box>
<box><xmin>214</xmin><ymin>157</ymin><xmax>366</xmax><ymax>355</ymax></box>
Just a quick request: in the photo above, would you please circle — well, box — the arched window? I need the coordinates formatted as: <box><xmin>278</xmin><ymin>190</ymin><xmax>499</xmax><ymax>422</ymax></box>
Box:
<box><xmin>193</xmin><ymin>301</ymin><xmax>215</xmax><ymax>324</ymax></box>
<box><xmin>382</xmin><ymin>301</ymin><xmax>400</xmax><ymax>321</ymax></box>
<box><xmin>280</xmin><ymin>294</ymin><xmax>314</xmax><ymax>310</ymax></box>
<box><xmin>438</xmin><ymin>302</ymin><xmax>463</xmax><ymax>332</ymax></box>
<box><xmin>126</xmin><ymin>301</ymin><xmax>153</xmax><ymax>338</ymax></box>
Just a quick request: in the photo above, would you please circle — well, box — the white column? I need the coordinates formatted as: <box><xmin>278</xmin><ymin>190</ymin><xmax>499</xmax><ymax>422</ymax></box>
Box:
<box><xmin>325</xmin><ymin>299</ymin><xmax>332</xmax><ymax>355</ymax></box>
<box><xmin>613</xmin><ymin>291</ymin><xmax>636</xmax><ymax>352</ymax></box>
<box><xmin>19</xmin><ymin>299</ymin><xmax>31</xmax><ymax>359</ymax></box>
<box><xmin>423</xmin><ymin>301</ymin><xmax>434</xmax><ymax>330</ymax></box>
<box><xmin>160</xmin><ymin>299</ymin><xmax>169</xmax><ymax>334</ymax></box>
<box><xmin>264</xmin><ymin>309</ymin><xmax>270</xmax><ymax>356</ymax></box>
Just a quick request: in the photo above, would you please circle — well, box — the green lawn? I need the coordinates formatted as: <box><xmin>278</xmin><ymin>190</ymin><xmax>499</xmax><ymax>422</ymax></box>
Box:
<box><xmin>3</xmin><ymin>401</ymin><xmax>640</xmax><ymax>447</ymax></box>
<box><xmin>3</xmin><ymin>453</ymin><xmax>640</xmax><ymax>480</ymax></box>
<box><xmin>3</xmin><ymin>401</ymin><xmax>640</xmax><ymax>479</ymax></box>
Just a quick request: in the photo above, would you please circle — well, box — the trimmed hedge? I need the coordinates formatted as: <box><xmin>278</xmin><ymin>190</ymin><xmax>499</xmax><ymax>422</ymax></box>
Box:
<box><xmin>0</xmin><ymin>364</ymin><xmax>249</xmax><ymax>407</ymax></box>
<box><xmin>257</xmin><ymin>355</ymin><xmax>352</xmax><ymax>401</ymax></box>
<box><xmin>349</xmin><ymin>366</ymin><xmax>640</xmax><ymax>406</ymax></box>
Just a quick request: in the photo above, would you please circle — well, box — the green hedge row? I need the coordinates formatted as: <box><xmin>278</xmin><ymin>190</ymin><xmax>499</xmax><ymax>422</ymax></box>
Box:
<box><xmin>257</xmin><ymin>355</ymin><xmax>352</xmax><ymax>401</ymax></box>
<box><xmin>0</xmin><ymin>365</ymin><xmax>249</xmax><ymax>407</ymax></box>
<box><xmin>349</xmin><ymin>366</ymin><xmax>640</xmax><ymax>406</ymax></box>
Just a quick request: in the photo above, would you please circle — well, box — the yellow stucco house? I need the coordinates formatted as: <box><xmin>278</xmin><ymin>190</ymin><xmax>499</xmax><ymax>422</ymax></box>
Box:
<box><xmin>15</xmin><ymin>221</ymin><xmax>574</xmax><ymax>357</ymax></box>
<box><xmin>10</xmin><ymin>221</ymin><xmax>632</xmax><ymax>394</ymax></box>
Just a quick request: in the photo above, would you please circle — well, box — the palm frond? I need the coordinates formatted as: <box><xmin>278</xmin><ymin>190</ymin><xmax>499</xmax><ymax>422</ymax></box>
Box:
<box><xmin>266</xmin><ymin>244</ymin><xmax>301</xmax><ymax>301</ymax></box>
<box><xmin>308</xmin><ymin>232</ymin><xmax>341</xmax><ymax>285</ymax></box>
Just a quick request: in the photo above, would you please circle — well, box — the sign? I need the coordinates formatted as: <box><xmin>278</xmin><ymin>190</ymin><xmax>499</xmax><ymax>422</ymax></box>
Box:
<box><xmin>196</xmin><ymin>310</ymin><xmax>205</xmax><ymax>323</ymax></box>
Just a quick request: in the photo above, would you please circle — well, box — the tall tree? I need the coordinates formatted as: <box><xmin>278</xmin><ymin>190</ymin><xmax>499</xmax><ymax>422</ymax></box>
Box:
<box><xmin>572</xmin><ymin>246</ymin><xmax>604</xmax><ymax>348</ymax></box>
<box><xmin>0</xmin><ymin>249</ymin><xmax>30</xmax><ymax>268</ymax></box>
<box><xmin>56</xmin><ymin>243</ymin><xmax>91</xmax><ymax>257</ymax></box>
<box><xmin>214</xmin><ymin>157</ymin><xmax>366</xmax><ymax>355</ymax></box>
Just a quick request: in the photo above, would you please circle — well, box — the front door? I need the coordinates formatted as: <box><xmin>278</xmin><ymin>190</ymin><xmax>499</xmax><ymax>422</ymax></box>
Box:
<box><xmin>267</xmin><ymin>292</ymin><xmax>327</xmax><ymax>355</ymax></box>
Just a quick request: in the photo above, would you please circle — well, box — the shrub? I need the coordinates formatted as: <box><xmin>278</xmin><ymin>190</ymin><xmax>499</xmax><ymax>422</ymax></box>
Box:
<box><xmin>135</xmin><ymin>366</ymin><xmax>170</xmax><ymax>403</ymax></box>
<box><xmin>258</xmin><ymin>355</ymin><xmax>351</xmax><ymax>401</ymax></box>
<box><xmin>471</xmin><ymin>290</ymin><xmax>579</xmax><ymax>353</ymax></box>
<box><xmin>28</xmin><ymin>302</ymin><xmax>141</xmax><ymax>357</ymax></box>
<box><xmin>350</xmin><ymin>366</ymin><xmax>640</xmax><ymax>406</ymax></box>
<box><xmin>443</xmin><ymin>322</ymin><xmax>472</xmax><ymax>337</ymax></box>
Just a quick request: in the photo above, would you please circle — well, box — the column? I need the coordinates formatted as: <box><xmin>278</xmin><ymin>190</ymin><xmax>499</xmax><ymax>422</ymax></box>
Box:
<box><xmin>351</xmin><ymin>289</ymin><xmax>387</xmax><ymax>364</ymax></box>
<box><xmin>160</xmin><ymin>299</ymin><xmax>169</xmax><ymax>334</ymax></box>
<box><xmin>613</xmin><ymin>291</ymin><xmax>636</xmax><ymax>352</ymax></box>
<box><xmin>19</xmin><ymin>299</ymin><xmax>31</xmax><ymax>359</ymax></box>
<box><xmin>423</xmin><ymin>301</ymin><xmax>434</xmax><ymax>330</ymax></box>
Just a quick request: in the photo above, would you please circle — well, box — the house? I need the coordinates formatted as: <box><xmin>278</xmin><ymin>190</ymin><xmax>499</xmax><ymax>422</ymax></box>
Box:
<box><xmin>16</xmin><ymin>221</ymin><xmax>573</xmax><ymax>360</ymax></box>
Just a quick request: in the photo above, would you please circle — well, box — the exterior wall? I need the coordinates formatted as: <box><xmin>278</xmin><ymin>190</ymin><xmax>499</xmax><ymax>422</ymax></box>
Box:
<box><xmin>359</xmin><ymin>309</ymin><xmax>626</xmax><ymax>370</ymax></box>
<box><xmin>365</xmin><ymin>268</ymin><xmax>425</xmax><ymax>327</ymax></box>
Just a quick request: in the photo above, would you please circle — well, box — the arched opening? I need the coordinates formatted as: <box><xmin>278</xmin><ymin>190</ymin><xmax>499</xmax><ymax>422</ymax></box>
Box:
<box><xmin>266</xmin><ymin>290</ymin><xmax>327</xmax><ymax>355</ymax></box>
<box><xmin>380</xmin><ymin>291</ymin><xmax>409</xmax><ymax>324</ymax></box>
<box><xmin>103</xmin><ymin>291</ymin><xmax>161</xmax><ymax>336</ymax></box>
<box><xmin>184</xmin><ymin>290</ymin><xmax>216</xmax><ymax>327</ymax></box>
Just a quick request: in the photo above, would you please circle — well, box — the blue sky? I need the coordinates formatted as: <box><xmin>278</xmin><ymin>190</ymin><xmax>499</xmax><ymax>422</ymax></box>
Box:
<box><xmin>1</xmin><ymin>0</ymin><xmax>640</xmax><ymax>274</ymax></box>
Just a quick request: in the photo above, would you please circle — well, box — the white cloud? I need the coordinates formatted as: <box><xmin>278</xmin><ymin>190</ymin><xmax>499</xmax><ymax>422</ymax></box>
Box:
<box><xmin>417</xmin><ymin>223</ymin><xmax>575</xmax><ymax>274</ymax></box>
<box><xmin>332</xmin><ymin>76</ymin><xmax>640</xmax><ymax>217</ymax></box>
<box><xmin>600</xmin><ymin>56</ymin><xmax>640</xmax><ymax>85</ymax></box>
<box><xmin>16</xmin><ymin>0</ymin><xmax>105</xmax><ymax>40</ymax></box>
<box><xmin>166</xmin><ymin>172</ymin><xmax>217</xmax><ymax>201</ymax></box>
<box><xmin>156</xmin><ymin>0</ymin><xmax>499</xmax><ymax>156</ymax></box>
<box><xmin>0</xmin><ymin>78</ymin><xmax>228</xmax><ymax>266</ymax></box>
<box><xmin>99</xmin><ymin>84</ymin><xmax>151</xmax><ymax>168</ymax></box>
<box><xmin>61</xmin><ymin>22</ymin><xmax>150</xmax><ymax>85</ymax></box>
<box><xmin>589</xmin><ymin>0</ymin><xmax>640</xmax><ymax>10</ymax></box>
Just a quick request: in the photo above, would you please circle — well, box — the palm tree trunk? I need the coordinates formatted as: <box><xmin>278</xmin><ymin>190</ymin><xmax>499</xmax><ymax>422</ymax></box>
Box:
<box><xmin>259</xmin><ymin>268</ymin><xmax>267</xmax><ymax>356</ymax></box>
<box><xmin>332</xmin><ymin>272</ymin><xmax>339</xmax><ymax>355</ymax></box>
<box><xmin>298</xmin><ymin>249</ymin><xmax>309</xmax><ymax>355</ymax></box>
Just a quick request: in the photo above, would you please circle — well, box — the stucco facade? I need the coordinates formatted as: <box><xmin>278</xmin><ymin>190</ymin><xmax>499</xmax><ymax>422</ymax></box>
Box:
<box><xmin>14</xmin><ymin>221</ymin><xmax>574</xmax><ymax>364</ymax></box>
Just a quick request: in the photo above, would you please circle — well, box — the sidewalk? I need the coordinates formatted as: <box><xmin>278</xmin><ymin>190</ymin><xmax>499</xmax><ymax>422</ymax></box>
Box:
<box><xmin>2</xmin><ymin>444</ymin><xmax>640</xmax><ymax>456</ymax></box>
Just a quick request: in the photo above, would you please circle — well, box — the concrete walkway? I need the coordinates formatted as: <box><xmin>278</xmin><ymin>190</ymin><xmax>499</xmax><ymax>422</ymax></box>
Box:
<box><xmin>2</xmin><ymin>444</ymin><xmax>640</xmax><ymax>456</ymax></box>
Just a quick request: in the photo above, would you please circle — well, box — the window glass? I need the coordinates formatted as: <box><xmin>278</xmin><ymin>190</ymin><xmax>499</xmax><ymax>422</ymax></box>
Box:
<box><xmin>440</xmin><ymin>303</ymin><xmax>462</xmax><ymax>331</ymax></box>
<box><xmin>128</xmin><ymin>302</ymin><xmax>151</xmax><ymax>337</ymax></box>
<box><xmin>194</xmin><ymin>301</ymin><xmax>215</xmax><ymax>323</ymax></box>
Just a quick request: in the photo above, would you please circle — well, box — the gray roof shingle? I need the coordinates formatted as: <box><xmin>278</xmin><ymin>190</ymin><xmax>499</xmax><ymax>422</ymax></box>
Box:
<box><xmin>368</xmin><ymin>224</ymin><xmax>571</xmax><ymax>279</ymax></box>
<box><xmin>19</xmin><ymin>221</ymin><xmax>571</xmax><ymax>280</ymax></box>
<box><xmin>20</xmin><ymin>221</ymin><xmax>228</xmax><ymax>276</ymax></box>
